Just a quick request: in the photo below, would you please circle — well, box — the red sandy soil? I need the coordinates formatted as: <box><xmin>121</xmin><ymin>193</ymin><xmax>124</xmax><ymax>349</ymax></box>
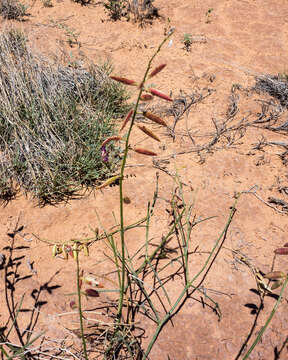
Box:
<box><xmin>1</xmin><ymin>0</ymin><xmax>288</xmax><ymax>359</ymax></box>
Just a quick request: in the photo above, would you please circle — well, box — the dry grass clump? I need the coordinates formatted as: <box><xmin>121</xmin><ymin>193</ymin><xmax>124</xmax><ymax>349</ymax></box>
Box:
<box><xmin>255</xmin><ymin>74</ymin><xmax>288</xmax><ymax>107</ymax></box>
<box><xmin>71</xmin><ymin>0</ymin><xmax>93</xmax><ymax>6</ymax></box>
<box><xmin>0</xmin><ymin>0</ymin><xmax>28</xmax><ymax>20</ymax></box>
<box><xmin>104</xmin><ymin>0</ymin><xmax>160</xmax><ymax>25</ymax></box>
<box><xmin>0</xmin><ymin>28</ymin><xmax>129</xmax><ymax>204</ymax></box>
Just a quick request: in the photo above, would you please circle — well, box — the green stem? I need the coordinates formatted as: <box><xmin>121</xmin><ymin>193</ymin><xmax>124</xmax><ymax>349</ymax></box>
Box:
<box><xmin>143</xmin><ymin>198</ymin><xmax>237</xmax><ymax>359</ymax></box>
<box><xmin>116</xmin><ymin>30</ymin><xmax>174</xmax><ymax>322</ymax></box>
<box><xmin>76</xmin><ymin>249</ymin><xmax>88</xmax><ymax>360</ymax></box>
<box><xmin>242</xmin><ymin>275</ymin><xmax>288</xmax><ymax>360</ymax></box>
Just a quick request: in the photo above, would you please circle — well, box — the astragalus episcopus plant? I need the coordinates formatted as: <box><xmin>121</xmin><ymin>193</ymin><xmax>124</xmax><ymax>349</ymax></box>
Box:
<box><xmin>85</xmin><ymin>29</ymin><xmax>240</xmax><ymax>359</ymax></box>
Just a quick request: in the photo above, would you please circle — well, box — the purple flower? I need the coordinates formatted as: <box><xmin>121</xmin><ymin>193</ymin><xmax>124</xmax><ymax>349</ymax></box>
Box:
<box><xmin>101</xmin><ymin>145</ymin><xmax>109</xmax><ymax>162</ymax></box>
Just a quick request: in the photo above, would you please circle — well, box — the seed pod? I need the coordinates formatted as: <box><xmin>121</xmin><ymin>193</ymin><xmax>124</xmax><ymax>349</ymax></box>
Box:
<box><xmin>134</xmin><ymin>147</ymin><xmax>157</xmax><ymax>156</ymax></box>
<box><xmin>264</xmin><ymin>271</ymin><xmax>286</xmax><ymax>280</ymax></box>
<box><xmin>274</xmin><ymin>247</ymin><xmax>288</xmax><ymax>255</ymax></box>
<box><xmin>271</xmin><ymin>280</ymin><xmax>284</xmax><ymax>290</ymax></box>
<box><xmin>110</xmin><ymin>76</ymin><xmax>137</xmax><ymax>86</ymax></box>
<box><xmin>284</xmin><ymin>242</ymin><xmax>288</xmax><ymax>247</ymax></box>
<box><xmin>52</xmin><ymin>244</ymin><xmax>58</xmax><ymax>257</ymax></box>
<box><xmin>69</xmin><ymin>246</ymin><xmax>74</xmax><ymax>258</ymax></box>
<box><xmin>82</xmin><ymin>244</ymin><xmax>89</xmax><ymax>256</ymax></box>
<box><xmin>96</xmin><ymin>175</ymin><xmax>121</xmax><ymax>190</ymax></box>
<box><xmin>85</xmin><ymin>289</ymin><xmax>100</xmax><ymax>297</ymax></box>
<box><xmin>69</xmin><ymin>300</ymin><xmax>77</xmax><ymax>309</ymax></box>
<box><xmin>120</xmin><ymin>109</ymin><xmax>134</xmax><ymax>132</ymax></box>
<box><xmin>148</xmin><ymin>88</ymin><xmax>172</xmax><ymax>102</ymax></box>
<box><xmin>101</xmin><ymin>136</ymin><xmax>121</xmax><ymax>148</ymax></box>
<box><xmin>143</xmin><ymin>111</ymin><xmax>167</xmax><ymax>127</ymax></box>
<box><xmin>137</xmin><ymin>125</ymin><xmax>160</xmax><ymax>142</ymax></box>
<box><xmin>149</xmin><ymin>64</ymin><xmax>167</xmax><ymax>78</ymax></box>
<box><xmin>62</xmin><ymin>244</ymin><xmax>69</xmax><ymax>260</ymax></box>
<box><xmin>140</xmin><ymin>94</ymin><xmax>154</xmax><ymax>101</ymax></box>
<box><xmin>72</xmin><ymin>243</ymin><xmax>78</xmax><ymax>260</ymax></box>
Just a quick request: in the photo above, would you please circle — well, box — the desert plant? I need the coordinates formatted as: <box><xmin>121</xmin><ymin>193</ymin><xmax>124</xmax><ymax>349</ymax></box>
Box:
<box><xmin>103</xmin><ymin>0</ymin><xmax>159</xmax><ymax>24</ymax></box>
<box><xmin>0</xmin><ymin>222</ymin><xmax>45</xmax><ymax>359</ymax></box>
<box><xmin>71</xmin><ymin>0</ymin><xmax>93</xmax><ymax>6</ymax></box>
<box><xmin>0</xmin><ymin>28</ymin><xmax>129</xmax><ymax>204</ymax></box>
<box><xmin>205</xmin><ymin>8</ymin><xmax>213</xmax><ymax>23</ymax></box>
<box><xmin>103</xmin><ymin>0</ymin><xmax>127</xmax><ymax>20</ymax></box>
<box><xmin>0</xmin><ymin>0</ymin><xmax>28</xmax><ymax>20</ymax></box>
<box><xmin>241</xmin><ymin>243</ymin><xmax>288</xmax><ymax>358</ymax></box>
<box><xmin>41</xmin><ymin>0</ymin><xmax>53</xmax><ymax>7</ymax></box>
<box><xmin>183</xmin><ymin>33</ymin><xmax>192</xmax><ymax>51</ymax></box>
<box><xmin>82</xmin><ymin>29</ymin><xmax>239</xmax><ymax>359</ymax></box>
<box><xmin>127</xmin><ymin>0</ymin><xmax>159</xmax><ymax>24</ymax></box>
<box><xmin>30</xmin><ymin>29</ymin><xmax>269</xmax><ymax>360</ymax></box>
<box><xmin>242</xmin><ymin>266</ymin><xmax>288</xmax><ymax>359</ymax></box>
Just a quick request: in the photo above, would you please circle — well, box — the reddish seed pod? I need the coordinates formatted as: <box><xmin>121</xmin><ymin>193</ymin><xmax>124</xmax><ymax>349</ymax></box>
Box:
<box><xmin>149</xmin><ymin>64</ymin><xmax>167</xmax><ymax>78</ymax></box>
<box><xmin>101</xmin><ymin>136</ymin><xmax>121</xmax><ymax>148</ymax></box>
<box><xmin>134</xmin><ymin>147</ymin><xmax>157</xmax><ymax>156</ymax></box>
<box><xmin>110</xmin><ymin>76</ymin><xmax>137</xmax><ymax>86</ymax></box>
<box><xmin>274</xmin><ymin>247</ymin><xmax>288</xmax><ymax>255</ymax></box>
<box><xmin>120</xmin><ymin>109</ymin><xmax>134</xmax><ymax>132</ymax></box>
<box><xmin>284</xmin><ymin>242</ymin><xmax>288</xmax><ymax>247</ymax></box>
<box><xmin>70</xmin><ymin>300</ymin><xmax>77</xmax><ymax>309</ymax></box>
<box><xmin>148</xmin><ymin>88</ymin><xmax>173</xmax><ymax>102</ymax></box>
<box><xmin>85</xmin><ymin>289</ymin><xmax>100</xmax><ymax>297</ymax></box>
<box><xmin>137</xmin><ymin>125</ymin><xmax>160</xmax><ymax>142</ymax></box>
<box><xmin>140</xmin><ymin>94</ymin><xmax>154</xmax><ymax>101</ymax></box>
<box><xmin>143</xmin><ymin>111</ymin><xmax>167</xmax><ymax>127</ymax></box>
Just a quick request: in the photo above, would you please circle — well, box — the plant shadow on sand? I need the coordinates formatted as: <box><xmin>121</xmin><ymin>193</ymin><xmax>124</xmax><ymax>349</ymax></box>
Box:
<box><xmin>0</xmin><ymin>217</ymin><xmax>61</xmax><ymax>359</ymax></box>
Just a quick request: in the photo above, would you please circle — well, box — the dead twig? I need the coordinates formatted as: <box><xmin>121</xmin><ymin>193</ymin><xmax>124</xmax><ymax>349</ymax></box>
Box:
<box><xmin>243</xmin><ymin>186</ymin><xmax>288</xmax><ymax>215</ymax></box>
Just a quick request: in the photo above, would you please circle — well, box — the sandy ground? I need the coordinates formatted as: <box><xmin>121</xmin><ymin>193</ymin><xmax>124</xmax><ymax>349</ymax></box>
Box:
<box><xmin>1</xmin><ymin>0</ymin><xmax>288</xmax><ymax>359</ymax></box>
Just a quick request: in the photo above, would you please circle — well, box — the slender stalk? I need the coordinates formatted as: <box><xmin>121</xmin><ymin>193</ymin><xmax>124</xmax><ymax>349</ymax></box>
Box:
<box><xmin>0</xmin><ymin>345</ymin><xmax>9</xmax><ymax>358</ymax></box>
<box><xmin>242</xmin><ymin>275</ymin><xmax>288</xmax><ymax>360</ymax></box>
<box><xmin>75</xmin><ymin>248</ymin><xmax>88</xmax><ymax>360</ymax></box>
<box><xmin>143</xmin><ymin>198</ymin><xmax>237</xmax><ymax>359</ymax></box>
<box><xmin>117</xmin><ymin>30</ymin><xmax>174</xmax><ymax>322</ymax></box>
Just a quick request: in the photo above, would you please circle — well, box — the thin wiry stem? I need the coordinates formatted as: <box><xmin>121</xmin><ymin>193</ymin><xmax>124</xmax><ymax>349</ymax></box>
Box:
<box><xmin>242</xmin><ymin>274</ymin><xmax>288</xmax><ymax>360</ymax></box>
<box><xmin>117</xmin><ymin>30</ymin><xmax>174</xmax><ymax>322</ymax></box>
<box><xmin>143</xmin><ymin>197</ymin><xmax>238</xmax><ymax>359</ymax></box>
<box><xmin>75</xmin><ymin>249</ymin><xmax>88</xmax><ymax>360</ymax></box>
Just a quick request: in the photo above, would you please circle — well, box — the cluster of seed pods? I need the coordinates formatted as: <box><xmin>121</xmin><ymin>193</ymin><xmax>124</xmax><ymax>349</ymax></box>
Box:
<box><xmin>97</xmin><ymin>63</ymin><xmax>172</xmax><ymax>190</ymax></box>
